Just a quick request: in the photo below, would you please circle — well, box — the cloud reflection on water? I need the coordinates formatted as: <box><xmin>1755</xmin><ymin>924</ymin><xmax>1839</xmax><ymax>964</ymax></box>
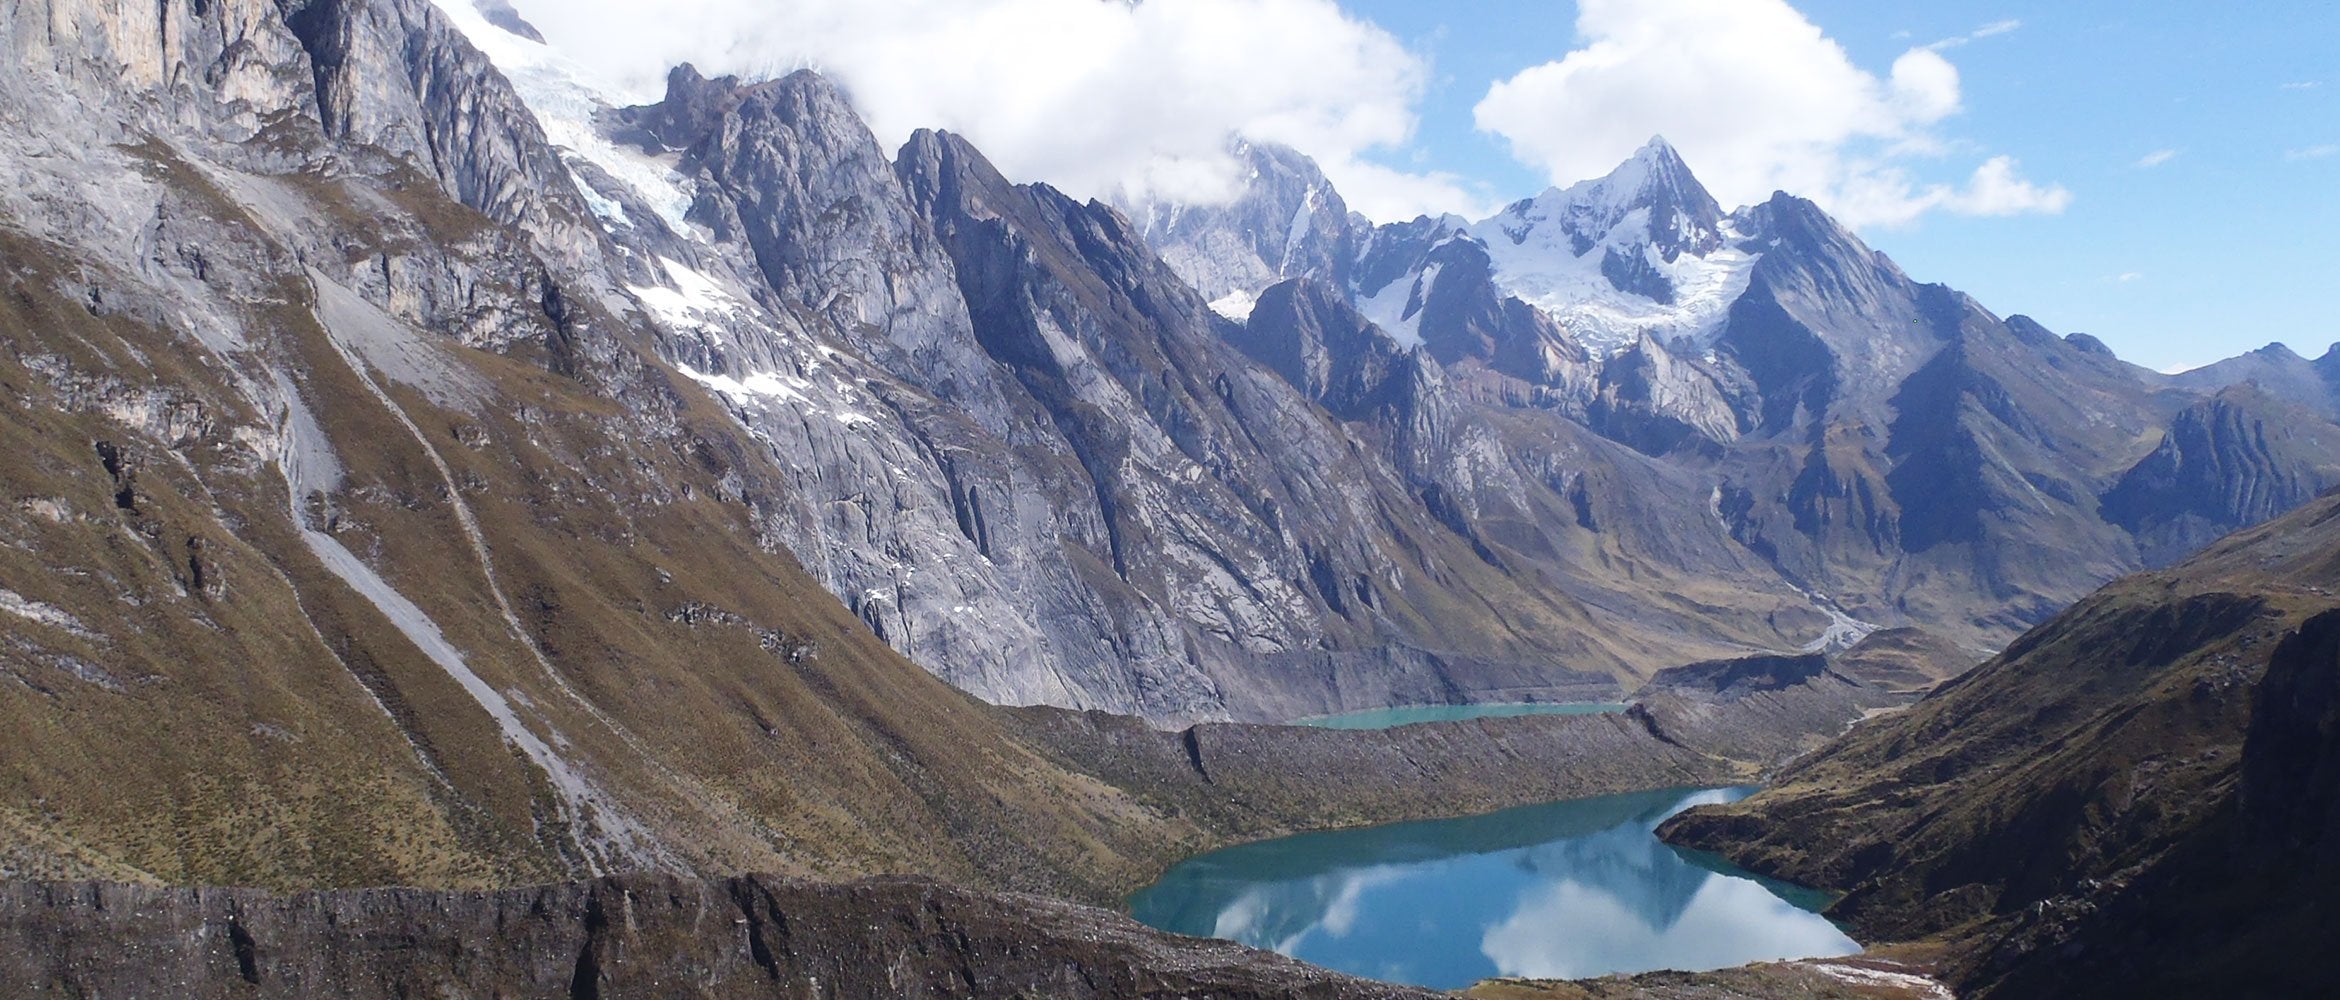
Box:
<box><xmin>1130</xmin><ymin>786</ymin><xmax>1857</xmax><ymax>990</ymax></box>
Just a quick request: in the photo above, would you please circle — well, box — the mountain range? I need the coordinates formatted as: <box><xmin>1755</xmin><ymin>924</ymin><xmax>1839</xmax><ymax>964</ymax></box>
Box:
<box><xmin>1130</xmin><ymin>132</ymin><xmax>2340</xmax><ymax>683</ymax></box>
<box><xmin>3</xmin><ymin>0</ymin><xmax>2337</xmax><ymax>996</ymax></box>
<box><xmin>463</xmin><ymin>12</ymin><xmax>2333</xmax><ymax>727</ymax></box>
<box><xmin>503</xmin><ymin>25</ymin><xmax>2340</xmax><ymax>728</ymax></box>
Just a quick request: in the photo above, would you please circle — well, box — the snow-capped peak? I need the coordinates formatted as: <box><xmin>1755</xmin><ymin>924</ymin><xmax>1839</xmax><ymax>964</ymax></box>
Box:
<box><xmin>1463</xmin><ymin>141</ymin><xmax>1756</xmax><ymax>356</ymax></box>
<box><xmin>1500</xmin><ymin>135</ymin><xmax>1728</xmax><ymax>264</ymax></box>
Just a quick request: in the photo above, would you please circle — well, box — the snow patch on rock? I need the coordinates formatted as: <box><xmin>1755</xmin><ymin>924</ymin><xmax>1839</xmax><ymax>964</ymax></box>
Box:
<box><xmin>1471</xmin><ymin>208</ymin><xmax>1758</xmax><ymax>356</ymax></box>
<box><xmin>1357</xmin><ymin>261</ymin><xmax>1442</xmax><ymax>348</ymax></box>
<box><xmin>1209</xmin><ymin>288</ymin><xmax>1258</xmax><ymax>322</ymax></box>
<box><xmin>429</xmin><ymin>1</ymin><xmax>694</xmax><ymax>231</ymax></box>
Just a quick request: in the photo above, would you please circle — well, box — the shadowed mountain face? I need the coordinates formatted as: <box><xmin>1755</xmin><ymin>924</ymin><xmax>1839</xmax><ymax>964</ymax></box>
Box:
<box><xmin>1659</xmin><ymin>490</ymin><xmax>2340</xmax><ymax>997</ymax></box>
<box><xmin>1963</xmin><ymin>606</ymin><xmax>2340</xmax><ymax>999</ymax></box>
<box><xmin>2101</xmin><ymin>384</ymin><xmax>2340</xmax><ymax>566</ymax></box>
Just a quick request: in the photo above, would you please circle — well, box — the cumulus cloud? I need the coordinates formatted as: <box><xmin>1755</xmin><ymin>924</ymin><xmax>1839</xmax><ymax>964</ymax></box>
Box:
<box><xmin>500</xmin><ymin>0</ymin><xmax>1477</xmax><ymax>218</ymax></box>
<box><xmin>1945</xmin><ymin>155</ymin><xmax>2073</xmax><ymax>215</ymax></box>
<box><xmin>1472</xmin><ymin>0</ymin><xmax>2067</xmax><ymax>228</ymax></box>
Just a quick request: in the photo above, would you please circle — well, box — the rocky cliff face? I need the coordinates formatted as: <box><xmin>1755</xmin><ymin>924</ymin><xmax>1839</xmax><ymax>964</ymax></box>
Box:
<box><xmin>3</xmin><ymin>0</ymin><xmax>1283</xmax><ymax>898</ymax></box>
<box><xmin>1117</xmin><ymin>140</ymin><xmax>1358</xmax><ymax>320</ymax></box>
<box><xmin>1226</xmin><ymin>279</ymin><xmax>1424</xmax><ymax>424</ymax></box>
<box><xmin>530</xmin><ymin>22</ymin><xmax>2337</xmax><ymax>722</ymax></box>
<box><xmin>582</xmin><ymin>57</ymin><xmax>1859</xmax><ymax>724</ymax></box>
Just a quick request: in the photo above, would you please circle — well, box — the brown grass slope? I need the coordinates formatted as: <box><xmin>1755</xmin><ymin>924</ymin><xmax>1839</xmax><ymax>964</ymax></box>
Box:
<box><xmin>0</xmin><ymin>0</ymin><xmax>1169</xmax><ymax>898</ymax></box>
<box><xmin>1661</xmin><ymin>489</ymin><xmax>2340</xmax><ymax>995</ymax></box>
<box><xmin>0</xmin><ymin>191</ymin><xmax>1195</xmax><ymax>900</ymax></box>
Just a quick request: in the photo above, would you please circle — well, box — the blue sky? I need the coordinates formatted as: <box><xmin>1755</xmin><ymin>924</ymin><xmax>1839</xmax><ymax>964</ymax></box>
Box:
<box><xmin>1341</xmin><ymin>0</ymin><xmax>2339</xmax><ymax>372</ymax></box>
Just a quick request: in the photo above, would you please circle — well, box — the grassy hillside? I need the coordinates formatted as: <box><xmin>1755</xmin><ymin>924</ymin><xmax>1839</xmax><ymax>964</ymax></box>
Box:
<box><xmin>1661</xmin><ymin>490</ymin><xmax>2340</xmax><ymax>994</ymax></box>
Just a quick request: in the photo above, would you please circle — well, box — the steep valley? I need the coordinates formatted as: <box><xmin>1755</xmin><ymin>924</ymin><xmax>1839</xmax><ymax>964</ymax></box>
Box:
<box><xmin>0</xmin><ymin>0</ymin><xmax>2336</xmax><ymax>996</ymax></box>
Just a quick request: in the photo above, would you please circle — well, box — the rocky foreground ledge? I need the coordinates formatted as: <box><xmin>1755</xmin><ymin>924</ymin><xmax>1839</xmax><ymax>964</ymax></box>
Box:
<box><xmin>0</xmin><ymin>873</ymin><xmax>1434</xmax><ymax>999</ymax></box>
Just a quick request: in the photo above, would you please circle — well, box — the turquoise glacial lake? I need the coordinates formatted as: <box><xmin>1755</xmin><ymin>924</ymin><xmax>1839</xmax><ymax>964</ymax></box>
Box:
<box><xmin>1128</xmin><ymin>787</ymin><xmax>1857</xmax><ymax>991</ymax></box>
<box><xmin>1295</xmin><ymin>702</ymin><xmax>1627</xmax><ymax>729</ymax></box>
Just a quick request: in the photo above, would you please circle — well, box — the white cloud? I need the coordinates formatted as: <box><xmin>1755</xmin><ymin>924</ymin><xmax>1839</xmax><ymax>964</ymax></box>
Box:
<box><xmin>1471</xmin><ymin>0</ymin><xmax>2066</xmax><ymax>229</ymax></box>
<box><xmin>2134</xmin><ymin>149</ymin><xmax>2180</xmax><ymax>169</ymax></box>
<box><xmin>2287</xmin><ymin>144</ymin><xmax>2340</xmax><ymax>161</ymax></box>
<box><xmin>1315</xmin><ymin>156</ymin><xmax>1499</xmax><ymax>222</ymax></box>
<box><xmin>1945</xmin><ymin>155</ymin><xmax>2073</xmax><ymax>215</ymax></box>
<box><xmin>2114</xmin><ymin>272</ymin><xmax>2145</xmax><ymax>283</ymax></box>
<box><xmin>501</xmin><ymin>0</ymin><xmax>1457</xmax><ymax>212</ymax></box>
<box><xmin>1481</xmin><ymin>876</ymin><xmax>1855</xmax><ymax>980</ymax></box>
<box><xmin>1927</xmin><ymin>18</ymin><xmax>2022</xmax><ymax>51</ymax></box>
<box><xmin>2282</xmin><ymin>81</ymin><xmax>2324</xmax><ymax>91</ymax></box>
<box><xmin>1890</xmin><ymin>48</ymin><xmax>1963</xmax><ymax>123</ymax></box>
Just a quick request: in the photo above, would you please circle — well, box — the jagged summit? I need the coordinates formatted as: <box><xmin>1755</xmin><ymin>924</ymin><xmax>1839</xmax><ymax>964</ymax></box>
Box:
<box><xmin>1111</xmin><ymin>138</ymin><xmax>1356</xmax><ymax>320</ymax></box>
<box><xmin>1457</xmin><ymin>139</ymin><xmax>1754</xmax><ymax>354</ymax></box>
<box><xmin>2237</xmin><ymin>342</ymin><xmax>2306</xmax><ymax>362</ymax></box>
<box><xmin>1531</xmin><ymin>135</ymin><xmax>1729</xmax><ymax>262</ymax></box>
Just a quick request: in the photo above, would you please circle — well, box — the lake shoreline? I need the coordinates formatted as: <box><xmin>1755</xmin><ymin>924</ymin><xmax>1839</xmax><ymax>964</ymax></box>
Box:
<box><xmin>1128</xmin><ymin>785</ymin><xmax>1859</xmax><ymax>991</ymax></box>
<box><xmin>1294</xmin><ymin>702</ymin><xmax>1632</xmax><ymax>730</ymax></box>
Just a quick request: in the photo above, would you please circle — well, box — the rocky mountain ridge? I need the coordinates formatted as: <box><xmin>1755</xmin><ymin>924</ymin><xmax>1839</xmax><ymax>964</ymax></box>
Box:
<box><xmin>1136</xmin><ymin>127</ymin><xmax>2340</xmax><ymax>684</ymax></box>
<box><xmin>556</xmin><ymin>50</ymin><xmax>1841</xmax><ymax>724</ymax></box>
